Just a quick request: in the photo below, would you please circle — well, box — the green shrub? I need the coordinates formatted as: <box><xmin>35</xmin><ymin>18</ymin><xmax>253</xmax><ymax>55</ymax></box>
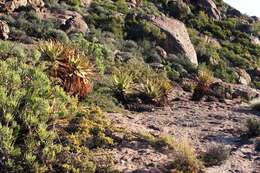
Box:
<box><xmin>46</xmin><ymin>29</ymin><xmax>69</xmax><ymax>43</ymax></box>
<box><xmin>166</xmin><ymin>0</ymin><xmax>191</xmax><ymax>20</ymax></box>
<box><xmin>65</xmin><ymin>0</ymin><xmax>81</xmax><ymax>6</ymax></box>
<box><xmin>0</xmin><ymin>58</ymin><xmax>74</xmax><ymax>172</ymax></box>
<box><xmin>86</xmin><ymin>0</ymin><xmax>127</xmax><ymax>37</ymax></box>
<box><xmin>70</xmin><ymin>33</ymin><xmax>107</xmax><ymax>74</ymax></box>
<box><xmin>14</xmin><ymin>11</ymin><xmax>57</xmax><ymax>39</ymax></box>
<box><xmin>84</xmin><ymin>86</ymin><xmax>123</xmax><ymax>113</ymax></box>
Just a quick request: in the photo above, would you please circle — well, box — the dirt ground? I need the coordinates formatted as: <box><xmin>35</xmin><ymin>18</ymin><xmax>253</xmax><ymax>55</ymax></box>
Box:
<box><xmin>107</xmin><ymin>89</ymin><xmax>260</xmax><ymax>173</ymax></box>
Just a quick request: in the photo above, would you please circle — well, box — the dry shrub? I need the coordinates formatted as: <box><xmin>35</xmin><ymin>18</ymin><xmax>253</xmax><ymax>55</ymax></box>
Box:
<box><xmin>202</xmin><ymin>143</ymin><xmax>230</xmax><ymax>167</ymax></box>
<box><xmin>192</xmin><ymin>65</ymin><xmax>214</xmax><ymax>101</ymax></box>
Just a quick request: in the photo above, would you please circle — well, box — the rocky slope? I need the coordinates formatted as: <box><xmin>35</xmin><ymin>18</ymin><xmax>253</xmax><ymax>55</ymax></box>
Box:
<box><xmin>108</xmin><ymin>88</ymin><xmax>260</xmax><ymax>173</ymax></box>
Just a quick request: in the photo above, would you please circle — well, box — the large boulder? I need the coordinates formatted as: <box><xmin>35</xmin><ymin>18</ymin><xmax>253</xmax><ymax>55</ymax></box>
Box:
<box><xmin>150</xmin><ymin>16</ymin><xmax>198</xmax><ymax>66</ymax></box>
<box><xmin>0</xmin><ymin>20</ymin><xmax>10</xmax><ymax>40</ymax></box>
<box><xmin>197</xmin><ymin>0</ymin><xmax>221</xmax><ymax>20</ymax></box>
<box><xmin>3</xmin><ymin>0</ymin><xmax>27</xmax><ymax>12</ymax></box>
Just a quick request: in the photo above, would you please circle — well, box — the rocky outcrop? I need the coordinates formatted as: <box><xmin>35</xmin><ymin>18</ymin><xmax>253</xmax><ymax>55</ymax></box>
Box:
<box><xmin>0</xmin><ymin>20</ymin><xmax>10</xmax><ymax>40</ymax></box>
<box><xmin>2</xmin><ymin>0</ymin><xmax>44</xmax><ymax>12</ymax></box>
<box><xmin>3</xmin><ymin>0</ymin><xmax>27</xmax><ymax>12</ymax></box>
<box><xmin>150</xmin><ymin>16</ymin><xmax>198</xmax><ymax>66</ymax></box>
<box><xmin>60</xmin><ymin>16</ymin><xmax>89</xmax><ymax>34</ymax></box>
<box><xmin>27</xmin><ymin>0</ymin><xmax>44</xmax><ymax>10</ymax></box>
<box><xmin>226</xmin><ymin>6</ymin><xmax>242</xmax><ymax>18</ymax></box>
<box><xmin>203</xmin><ymin>35</ymin><xmax>221</xmax><ymax>48</ymax></box>
<box><xmin>235</xmin><ymin>68</ymin><xmax>251</xmax><ymax>86</ymax></box>
<box><xmin>209</xmin><ymin>81</ymin><xmax>259</xmax><ymax>101</ymax></box>
<box><xmin>197</xmin><ymin>0</ymin><xmax>221</xmax><ymax>20</ymax></box>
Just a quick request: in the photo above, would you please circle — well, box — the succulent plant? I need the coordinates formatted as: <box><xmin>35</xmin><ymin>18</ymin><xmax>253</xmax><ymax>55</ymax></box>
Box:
<box><xmin>38</xmin><ymin>41</ymin><xmax>95</xmax><ymax>98</ymax></box>
<box><xmin>140</xmin><ymin>78</ymin><xmax>172</xmax><ymax>103</ymax></box>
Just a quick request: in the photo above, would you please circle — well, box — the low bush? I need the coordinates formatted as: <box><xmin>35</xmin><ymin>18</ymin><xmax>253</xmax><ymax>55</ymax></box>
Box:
<box><xmin>166</xmin><ymin>0</ymin><xmax>191</xmax><ymax>20</ymax></box>
<box><xmin>169</xmin><ymin>138</ymin><xmax>203</xmax><ymax>173</ymax></box>
<box><xmin>46</xmin><ymin>29</ymin><xmax>69</xmax><ymax>43</ymax></box>
<box><xmin>137</xmin><ymin>132</ymin><xmax>203</xmax><ymax>173</ymax></box>
<box><xmin>202</xmin><ymin>143</ymin><xmax>230</xmax><ymax>167</ymax></box>
<box><xmin>0</xmin><ymin>54</ymin><xmax>115</xmax><ymax>172</ymax></box>
<box><xmin>70</xmin><ymin>33</ymin><xmax>107</xmax><ymax>74</ymax></box>
<box><xmin>246</xmin><ymin>118</ymin><xmax>260</xmax><ymax>137</ymax></box>
<box><xmin>84</xmin><ymin>85</ymin><xmax>123</xmax><ymax>113</ymax></box>
<box><xmin>192</xmin><ymin>65</ymin><xmax>214</xmax><ymax>101</ymax></box>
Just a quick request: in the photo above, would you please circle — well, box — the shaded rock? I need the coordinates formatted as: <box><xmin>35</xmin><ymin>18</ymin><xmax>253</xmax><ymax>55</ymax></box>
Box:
<box><xmin>132</xmin><ymin>168</ymin><xmax>163</xmax><ymax>173</ymax></box>
<box><xmin>232</xmin><ymin>85</ymin><xmax>260</xmax><ymax>100</ymax></box>
<box><xmin>255</xmin><ymin>137</ymin><xmax>260</xmax><ymax>152</ymax></box>
<box><xmin>0</xmin><ymin>20</ymin><xmax>10</xmax><ymax>40</ymax></box>
<box><xmin>150</xmin><ymin>16</ymin><xmax>198</xmax><ymax>66</ymax></box>
<box><xmin>235</xmin><ymin>68</ymin><xmax>251</xmax><ymax>86</ymax></box>
<box><xmin>60</xmin><ymin>16</ymin><xmax>89</xmax><ymax>34</ymax></box>
<box><xmin>208</xmin><ymin>82</ymin><xmax>233</xmax><ymax>100</ymax></box>
<box><xmin>236</xmin><ymin>22</ymin><xmax>253</xmax><ymax>34</ymax></box>
<box><xmin>197</xmin><ymin>0</ymin><xmax>221</xmax><ymax>20</ymax></box>
<box><xmin>166</xmin><ymin>0</ymin><xmax>191</xmax><ymax>20</ymax></box>
<box><xmin>226</xmin><ymin>6</ymin><xmax>242</xmax><ymax>18</ymax></box>
<box><xmin>253</xmin><ymin>67</ymin><xmax>260</xmax><ymax>77</ymax></box>
<box><xmin>155</xmin><ymin>46</ymin><xmax>167</xmax><ymax>59</ymax></box>
<box><xmin>209</xmin><ymin>81</ymin><xmax>260</xmax><ymax>101</ymax></box>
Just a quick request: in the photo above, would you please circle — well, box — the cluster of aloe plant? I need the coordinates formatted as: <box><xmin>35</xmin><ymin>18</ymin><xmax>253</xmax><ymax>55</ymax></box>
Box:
<box><xmin>140</xmin><ymin>78</ymin><xmax>172</xmax><ymax>104</ymax></box>
<box><xmin>39</xmin><ymin>41</ymin><xmax>95</xmax><ymax>99</ymax></box>
<box><xmin>111</xmin><ymin>61</ymin><xmax>172</xmax><ymax>106</ymax></box>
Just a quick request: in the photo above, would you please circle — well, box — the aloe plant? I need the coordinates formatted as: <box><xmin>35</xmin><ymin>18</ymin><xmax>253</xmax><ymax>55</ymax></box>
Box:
<box><xmin>140</xmin><ymin>78</ymin><xmax>172</xmax><ymax>103</ymax></box>
<box><xmin>39</xmin><ymin>41</ymin><xmax>96</xmax><ymax>98</ymax></box>
<box><xmin>112</xmin><ymin>71</ymin><xmax>133</xmax><ymax>94</ymax></box>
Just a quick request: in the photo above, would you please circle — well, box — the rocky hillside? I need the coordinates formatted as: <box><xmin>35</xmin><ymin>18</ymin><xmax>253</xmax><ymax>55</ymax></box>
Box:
<box><xmin>0</xmin><ymin>0</ymin><xmax>259</xmax><ymax>173</ymax></box>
